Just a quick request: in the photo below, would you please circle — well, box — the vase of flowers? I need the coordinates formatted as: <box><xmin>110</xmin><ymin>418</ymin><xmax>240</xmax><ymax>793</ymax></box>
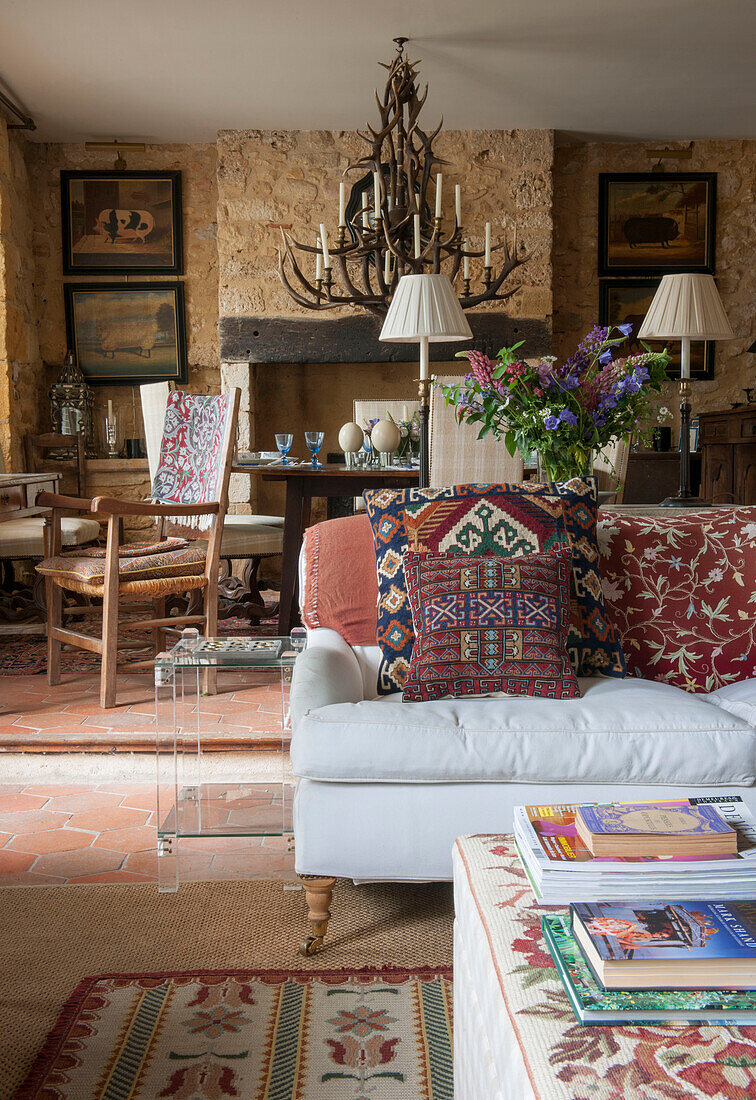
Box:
<box><xmin>440</xmin><ymin>325</ymin><xmax>670</xmax><ymax>483</ymax></box>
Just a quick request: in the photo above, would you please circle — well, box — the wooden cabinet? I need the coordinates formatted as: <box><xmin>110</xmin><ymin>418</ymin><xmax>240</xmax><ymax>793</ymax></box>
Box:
<box><xmin>700</xmin><ymin>409</ymin><xmax>756</xmax><ymax>504</ymax></box>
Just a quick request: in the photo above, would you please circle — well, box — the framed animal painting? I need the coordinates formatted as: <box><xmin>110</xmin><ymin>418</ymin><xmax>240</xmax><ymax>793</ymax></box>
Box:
<box><xmin>598</xmin><ymin>172</ymin><xmax>716</xmax><ymax>277</ymax></box>
<box><xmin>599</xmin><ymin>278</ymin><xmax>714</xmax><ymax>380</ymax></box>
<box><xmin>61</xmin><ymin>170</ymin><xmax>183</xmax><ymax>274</ymax></box>
<box><xmin>64</xmin><ymin>282</ymin><xmax>188</xmax><ymax>385</ymax></box>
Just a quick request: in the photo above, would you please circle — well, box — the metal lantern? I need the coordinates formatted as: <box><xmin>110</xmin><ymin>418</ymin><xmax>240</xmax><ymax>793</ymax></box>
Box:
<box><xmin>49</xmin><ymin>350</ymin><xmax>96</xmax><ymax>455</ymax></box>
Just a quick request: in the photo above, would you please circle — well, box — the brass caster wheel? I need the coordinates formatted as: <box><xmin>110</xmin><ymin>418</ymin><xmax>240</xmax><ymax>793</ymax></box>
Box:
<box><xmin>300</xmin><ymin>935</ymin><xmax>323</xmax><ymax>957</ymax></box>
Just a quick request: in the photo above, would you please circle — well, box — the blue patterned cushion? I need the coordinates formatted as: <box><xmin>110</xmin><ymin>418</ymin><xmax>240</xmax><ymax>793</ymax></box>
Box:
<box><xmin>402</xmin><ymin>547</ymin><xmax>580</xmax><ymax>701</ymax></box>
<box><xmin>364</xmin><ymin>479</ymin><xmax>626</xmax><ymax>694</ymax></box>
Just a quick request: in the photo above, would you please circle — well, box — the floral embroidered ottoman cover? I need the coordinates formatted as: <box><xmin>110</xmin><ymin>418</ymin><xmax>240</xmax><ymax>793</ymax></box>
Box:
<box><xmin>453</xmin><ymin>834</ymin><xmax>756</xmax><ymax>1100</ymax></box>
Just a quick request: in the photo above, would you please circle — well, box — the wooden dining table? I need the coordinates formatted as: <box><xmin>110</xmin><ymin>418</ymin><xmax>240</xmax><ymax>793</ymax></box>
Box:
<box><xmin>231</xmin><ymin>461</ymin><xmax>419</xmax><ymax>633</ymax></box>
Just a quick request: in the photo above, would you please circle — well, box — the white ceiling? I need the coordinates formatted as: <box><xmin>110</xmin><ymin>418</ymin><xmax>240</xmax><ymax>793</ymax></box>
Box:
<box><xmin>2</xmin><ymin>0</ymin><xmax>755</xmax><ymax>143</ymax></box>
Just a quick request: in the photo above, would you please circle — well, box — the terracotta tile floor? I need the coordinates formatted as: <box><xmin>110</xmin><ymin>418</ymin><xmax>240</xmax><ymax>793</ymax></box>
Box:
<box><xmin>0</xmin><ymin>671</ymin><xmax>289</xmax><ymax>752</ymax></box>
<box><xmin>0</xmin><ymin>783</ymin><xmax>294</xmax><ymax>885</ymax></box>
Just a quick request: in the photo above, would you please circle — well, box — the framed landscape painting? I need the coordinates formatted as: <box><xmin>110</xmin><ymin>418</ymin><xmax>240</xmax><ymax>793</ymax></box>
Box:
<box><xmin>61</xmin><ymin>170</ymin><xmax>183</xmax><ymax>274</ymax></box>
<box><xmin>64</xmin><ymin>282</ymin><xmax>188</xmax><ymax>385</ymax></box>
<box><xmin>598</xmin><ymin>172</ymin><xmax>716</xmax><ymax>277</ymax></box>
<box><xmin>599</xmin><ymin>278</ymin><xmax>714</xmax><ymax>380</ymax></box>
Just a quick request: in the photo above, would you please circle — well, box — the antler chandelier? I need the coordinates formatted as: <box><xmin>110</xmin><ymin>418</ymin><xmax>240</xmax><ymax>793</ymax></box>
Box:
<box><xmin>278</xmin><ymin>37</ymin><xmax>527</xmax><ymax>319</ymax></box>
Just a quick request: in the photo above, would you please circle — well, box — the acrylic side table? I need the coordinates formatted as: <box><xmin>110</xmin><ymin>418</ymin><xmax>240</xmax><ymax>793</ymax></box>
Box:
<box><xmin>154</xmin><ymin>630</ymin><xmax>302</xmax><ymax>893</ymax></box>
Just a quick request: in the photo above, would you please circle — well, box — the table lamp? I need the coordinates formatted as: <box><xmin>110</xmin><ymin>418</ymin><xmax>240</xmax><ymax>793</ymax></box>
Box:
<box><xmin>380</xmin><ymin>273</ymin><xmax>472</xmax><ymax>487</ymax></box>
<box><xmin>638</xmin><ymin>273</ymin><xmax>733</xmax><ymax>507</ymax></box>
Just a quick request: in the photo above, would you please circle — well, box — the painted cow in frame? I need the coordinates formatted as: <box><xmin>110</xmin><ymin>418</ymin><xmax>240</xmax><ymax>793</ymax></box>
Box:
<box><xmin>94</xmin><ymin>208</ymin><xmax>156</xmax><ymax>245</ymax></box>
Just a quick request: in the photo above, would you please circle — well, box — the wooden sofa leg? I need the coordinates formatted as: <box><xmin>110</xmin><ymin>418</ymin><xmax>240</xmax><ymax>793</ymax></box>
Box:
<box><xmin>298</xmin><ymin>875</ymin><xmax>336</xmax><ymax>956</ymax></box>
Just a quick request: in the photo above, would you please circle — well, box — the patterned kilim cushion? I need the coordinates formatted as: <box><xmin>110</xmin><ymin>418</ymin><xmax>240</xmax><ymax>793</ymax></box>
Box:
<box><xmin>37</xmin><ymin>543</ymin><xmax>206</xmax><ymax>584</ymax></box>
<box><xmin>364</xmin><ymin>480</ymin><xmax>625</xmax><ymax>695</ymax></box>
<box><xmin>69</xmin><ymin>537</ymin><xmax>190</xmax><ymax>559</ymax></box>
<box><xmin>402</xmin><ymin>547</ymin><xmax>580</xmax><ymax>701</ymax></box>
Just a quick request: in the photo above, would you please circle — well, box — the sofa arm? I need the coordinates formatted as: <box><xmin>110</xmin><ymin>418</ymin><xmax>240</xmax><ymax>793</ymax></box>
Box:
<box><xmin>290</xmin><ymin>628</ymin><xmax>365</xmax><ymax>728</ymax></box>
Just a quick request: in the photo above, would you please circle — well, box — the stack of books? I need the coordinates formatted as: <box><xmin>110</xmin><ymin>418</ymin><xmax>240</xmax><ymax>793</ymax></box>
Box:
<box><xmin>542</xmin><ymin>901</ymin><xmax>756</xmax><ymax>1025</ymax></box>
<box><xmin>514</xmin><ymin>794</ymin><xmax>756</xmax><ymax>903</ymax></box>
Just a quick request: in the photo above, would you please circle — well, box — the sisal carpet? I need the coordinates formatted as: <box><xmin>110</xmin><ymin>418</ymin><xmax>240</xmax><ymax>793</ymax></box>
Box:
<box><xmin>0</xmin><ymin>878</ymin><xmax>453</xmax><ymax>1099</ymax></box>
<box><xmin>16</xmin><ymin>967</ymin><xmax>453</xmax><ymax>1098</ymax></box>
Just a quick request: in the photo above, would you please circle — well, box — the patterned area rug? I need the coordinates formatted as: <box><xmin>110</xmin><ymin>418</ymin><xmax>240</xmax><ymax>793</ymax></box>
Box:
<box><xmin>15</xmin><ymin>967</ymin><xmax>453</xmax><ymax>1100</ymax></box>
<box><xmin>0</xmin><ymin>603</ymin><xmax>279</xmax><ymax>676</ymax></box>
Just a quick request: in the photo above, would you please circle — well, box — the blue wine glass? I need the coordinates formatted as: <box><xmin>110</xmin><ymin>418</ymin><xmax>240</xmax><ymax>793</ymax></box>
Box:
<box><xmin>275</xmin><ymin>433</ymin><xmax>293</xmax><ymax>465</ymax></box>
<box><xmin>304</xmin><ymin>430</ymin><xmax>325</xmax><ymax>468</ymax></box>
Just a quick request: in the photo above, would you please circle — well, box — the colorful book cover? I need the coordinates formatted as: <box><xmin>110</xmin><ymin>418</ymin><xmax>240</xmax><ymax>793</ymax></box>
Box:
<box><xmin>576</xmin><ymin>801</ymin><xmax>732</xmax><ymax>838</ymax></box>
<box><xmin>541</xmin><ymin>915</ymin><xmax>756</xmax><ymax>1024</ymax></box>
<box><xmin>571</xmin><ymin>901</ymin><xmax>756</xmax><ymax>962</ymax></box>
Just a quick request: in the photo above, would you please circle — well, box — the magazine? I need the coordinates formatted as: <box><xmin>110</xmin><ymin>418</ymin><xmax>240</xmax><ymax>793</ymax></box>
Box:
<box><xmin>515</xmin><ymin>795</ymin><xmax>756</xmax><ymax>874</ymax></box>
<box><xmin>542</xmin><ymin>914</ymin><xmax>756</xmax><ymax>1025</ymax></box>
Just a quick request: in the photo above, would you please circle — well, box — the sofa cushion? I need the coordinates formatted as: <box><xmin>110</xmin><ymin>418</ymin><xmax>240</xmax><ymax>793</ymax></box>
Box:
<box><xmin>403</xmin><ymin>547</ymin><xmax>580</xmax><ymax>702</ymax></box>
<box><xmin>291</xmin><ymin>677</ymin><xmax>756</xmax><ymax>786</ymax></box>
<box><xmin>301</xmin><ymin>515</ymin><xmax>379</xmax><ymax>644</ymax></box>
<box><xmin>598</xmin><ymin>507</ymin><xmax>756</xmax><ymax>693</ymax></box>
<box><xmin>365</xmin><ymin>479</ymin><xmax>626</xmax><ymax>695</ymax></box>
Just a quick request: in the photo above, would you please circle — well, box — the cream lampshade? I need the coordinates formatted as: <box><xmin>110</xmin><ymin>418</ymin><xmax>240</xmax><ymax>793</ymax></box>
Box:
<box><xmin>380</xmin><ymin>274</ymin><xmax>472</xmax><ymax>486</ymax></box>
<box><xmin>638</xmin><ymin>273</ymin><xmax>733</xmax><ymax>507</ymax></box>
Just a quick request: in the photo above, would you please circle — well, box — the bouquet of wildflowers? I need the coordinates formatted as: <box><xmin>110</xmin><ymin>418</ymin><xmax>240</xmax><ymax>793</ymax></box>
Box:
<box><xmin>440</xmin><ymin>325</ymin><xmax>670</xmax><ymax>482</ymax></box>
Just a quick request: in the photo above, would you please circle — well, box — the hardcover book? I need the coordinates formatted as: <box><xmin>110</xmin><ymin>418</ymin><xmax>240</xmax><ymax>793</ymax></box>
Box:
<box><xmin>571</xmin><ymin>900</ymin><xmax>756</xmax><ymax>989</ymax></box>
<box><xmin>575</xmin><ymin>800</ymin><xmax>736</xmax><ymax>857</ymax></box>
<box><xmin>542</xmin><ymin>914</ymin><xmax>756</xmax><ymax>1025</ymax></box>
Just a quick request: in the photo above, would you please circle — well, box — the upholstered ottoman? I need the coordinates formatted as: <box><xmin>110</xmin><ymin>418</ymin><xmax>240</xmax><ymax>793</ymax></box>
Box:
<box><xmin>453</xmin><ymin>833</ymin><xmax>756</xmax><ymax>1100</ymax></box>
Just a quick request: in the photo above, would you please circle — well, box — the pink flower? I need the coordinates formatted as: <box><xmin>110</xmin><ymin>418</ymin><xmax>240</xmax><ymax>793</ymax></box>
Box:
<box><xmin>462</xmin><ymin>350</ymin><xmax>496</xmax><ymax>386</ymax></box>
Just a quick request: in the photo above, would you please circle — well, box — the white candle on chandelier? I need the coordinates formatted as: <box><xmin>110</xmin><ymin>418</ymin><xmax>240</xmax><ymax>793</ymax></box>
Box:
<box><xmin>362</xmin><ymin>191</ymin><xmax>370</xmax><ymax>230</ymax></box>
<box><xmin>319</xmin><ymin>224</ymin><xmax>330</xmax><ymax>269</ymax></box>
<box><xmin>338</xmin><ymin>181</ymin><xmax>346</xmax><ymax>227</ymax></box>
<box><xmin>373</xmin><ymin>171</ymin><xmax>381</xmax><ymax>221</ymax></box>
<box><xmin>463</xmin><ymin>238</ymin><xmax>470</xmax><ymax>280</ymax></box>
<box><xmin>383</xmin><ymin>250</ymin><xmax>392</xmax><ymax>285</ymax></box>
<box><xmin>315</xmin><ymin>236</ymin><xmax>323</xmax><ymax>281</ymax></box>
<box><xmin>435</xmin><ymin>173</ymin><xmax>443</xmax><ymax>219</ymax></box>
<box><xmin>455</xmin><ymin>184</ymin><xmax>462</xmax><ymax>226</ymax></box>
<box><xmin>484</xmin><ymin>222</ymin><xmax>492</xmax><ymax>267</ymax></box>
<box><xmin>413</xmin><ymin>214</ymin><xmax>421</xmax><ymax>259</ymax></box>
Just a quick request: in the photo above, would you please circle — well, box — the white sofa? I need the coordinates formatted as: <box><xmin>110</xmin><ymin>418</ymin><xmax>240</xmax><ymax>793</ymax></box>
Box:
<box><xmin>290</xmin><ymin>548</ymin><xmax>756</xmax><ymax>952</ymax></box>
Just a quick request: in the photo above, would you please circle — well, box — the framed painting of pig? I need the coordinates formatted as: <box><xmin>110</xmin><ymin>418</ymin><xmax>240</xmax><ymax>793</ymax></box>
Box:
<box><xmin>61</xmin><ymin>170</ymin><xmax>183</xmax><ymax>274</ymax></box>
<box><xmin>599</xmin><ymin>277</ymin><xmax>714</xmax><ymax>380</ymax></box>
<box><xmin>598</xmin><ymin>173</ymin><xmax>716</xmax><ymax>277</ymax></box>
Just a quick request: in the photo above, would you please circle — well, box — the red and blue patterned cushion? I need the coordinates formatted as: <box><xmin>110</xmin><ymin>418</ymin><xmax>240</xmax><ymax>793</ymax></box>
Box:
<box><xmin>364</xmin><ymin>479</ymin><xmax>626</xmax><ymax>694</ymax></box>
<box><xmin>402</xmin><ymin>547</ymin><xmax>580</xmax><ymax>702</ymax></box>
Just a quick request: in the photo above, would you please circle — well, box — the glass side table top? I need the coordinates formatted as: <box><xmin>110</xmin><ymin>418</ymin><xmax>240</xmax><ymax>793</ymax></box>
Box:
<box><xmin>155</xmin><ymin>630</ymin><xmax>305</xmax><ymax>670</ymax></box>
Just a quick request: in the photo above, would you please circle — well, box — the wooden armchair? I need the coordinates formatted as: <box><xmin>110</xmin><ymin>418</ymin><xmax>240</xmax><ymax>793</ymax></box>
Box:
<box><xmin>36</xmin><ymin>388</ymin><xmax>240</xmax><ymax>708</ymax></box>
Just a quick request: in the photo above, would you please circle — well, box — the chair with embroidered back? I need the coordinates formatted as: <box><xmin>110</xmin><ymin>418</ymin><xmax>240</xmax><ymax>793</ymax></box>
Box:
<box><xmin>141</xmin><ymin>382</ymin><xmax>284</xmax><ymax>614</ymax></box>
<box><xmin>37</xmin><ymin>388</ymin><xmax>240</xmax><ymax>708</ymax></box>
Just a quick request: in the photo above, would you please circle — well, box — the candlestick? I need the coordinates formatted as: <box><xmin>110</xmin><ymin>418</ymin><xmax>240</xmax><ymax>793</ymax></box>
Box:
<box><xmin>338</xmin><ymin>181</ymin><xmax>346</xmax><ymax>227</ymax></box>
<box><xmin>435</xmin><ymin>173</ymin><xmax>442</xmax><ymax>219</ymax></box>
<box><xmin>484</xmin><ymin>222</ymin><xmax>491</xmax><ymax>267</ymax></box>
<box><xmin>463</xmin><ymin>238</ymin><xmax>470</xmax><ymax>280</ymax></box>
<box><xmin>455</xmin><ymin>184</ymin><xmax>462</xmax><ymax>226</ymax></box>
<box><xmin>315</xmin><ymin>236</ymin><xmax>323</xmax><ymax>281</ymax></box>
<box><xmin>414</xmin><ymin>214</ymin><xmax>421</xmax><ymax>260</ymax></box>
<box><xmin>108</xmin><ymin>399</ymin><xmax>113</xmax><ymax>420</ymax></box>
<box><xmin>362</xmin><ymin>191</ymin><xmax>370</xmax><ymax>230</ymax></box>
<box><xmin>373</xmin><ymin>171</ymin><xmax>381</xmax><ymax>221</ymax></box>
<box><xmin>319</xmin><ymin>224</ymin><xmax>330</xmax><ymax>269</ymax></box>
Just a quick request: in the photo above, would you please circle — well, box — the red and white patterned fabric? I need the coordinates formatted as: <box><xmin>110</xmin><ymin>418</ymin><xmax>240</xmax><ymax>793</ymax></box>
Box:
<box><xmin>598</xmin><ymin>507</ymin><xmax>756</xmax><ymax>693</ymax></box>
<box><xmin>152</xmin><ymin>390</ymin><xmax>232</xmax><ymax>529</ymax></box>
<box><xmin>402</xmin><ymin>547</ymin><xmax>580</xmax><ymax>702</ymax></box>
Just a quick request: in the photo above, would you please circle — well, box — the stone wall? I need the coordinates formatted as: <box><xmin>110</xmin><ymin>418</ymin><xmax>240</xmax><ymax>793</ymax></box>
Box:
<box><xmin>553</xmin><ymin>140</ymin><xmax>756</xmax><ymax>430</ymax></box>
<box><xmin>0</xmin><ymin>122</ymin><xmax>44</xmax><ymax>469</ymax></box>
